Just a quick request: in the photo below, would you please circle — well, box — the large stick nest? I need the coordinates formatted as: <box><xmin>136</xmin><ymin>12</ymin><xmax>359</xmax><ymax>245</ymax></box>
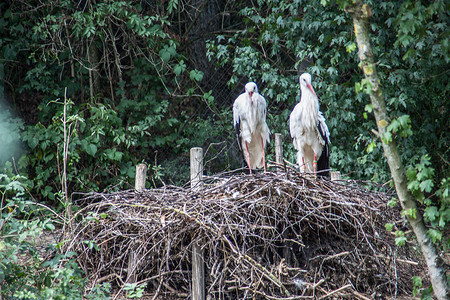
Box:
<box><xmin>68</xmin><ymin>171</ymin><xmax>424</xmax><ymax>299</ymax></box>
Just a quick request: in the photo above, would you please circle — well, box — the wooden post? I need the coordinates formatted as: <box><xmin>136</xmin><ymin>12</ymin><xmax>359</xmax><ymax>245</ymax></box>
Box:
<box><xmin>135</xmin><ymin>163</ymin><xmax>147</xmax><ymax>191</ymax></box>
<box><xmin>127</xmin><ymin>248</ymin><xmax>138</xmax><ymax>283</ymax></box>
<box><xmin>275</xmin><ymin>133</ymin><xmax>284</xmax><ymax>172</ymax></box>
<box><xmin>127</xmin><ymin>164</ymin><xmax>147</xmax><ymax>284</ymax></box>
<box><xmin>190</xmin><ymin>148</ymin><xmax>205</xmax><ymax>300</ymax></box>
<box><xmin>276</xmin><ymin>134</ymin><xmax>293</xmax><ymax>265</ymax></box>
<box><xmin>330</xmin><ymin>171</ymin><xmax>341</xmax><ymax>181</ymax></box>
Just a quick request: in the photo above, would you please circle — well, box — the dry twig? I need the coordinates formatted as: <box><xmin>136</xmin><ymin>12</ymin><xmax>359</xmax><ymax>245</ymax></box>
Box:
<box><xmin>69</xmin><ymin>171</ymin><xmax>423</xmax><ymax>299</ymax></box>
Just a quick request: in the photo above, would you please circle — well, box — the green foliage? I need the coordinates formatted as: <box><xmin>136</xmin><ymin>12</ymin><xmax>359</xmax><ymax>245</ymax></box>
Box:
<box><xmin>206</xmin><ymin>0</ymin><xmax>394</xmax><ymax>181</ymax></box>
<box><xmin>86</xmin><ymin>283</ymin><xmax>112</xmax><ymax>300</ymax></box>
<box><xmin>384</xmin><ymin>222</ymin><xmax>393</xmax><ymax>232</ymax></box>
<box><xmin>407</xmin><ymin>155</ymin><xmax>436</xmax><ymax>203</ymax></box>
<box><xmin>412</xmin><ymin>276</ymin><xmax>423</xmax><ymax>297</ymax></box>
<box><xmin>0</xmin><ymin>172</ymin><xmax>93</xmax><ymax>299</ymax></box>
<box><xmin>394</xmin><ymin>230</ymin><xmax>407</xmax><ymax>247</ymax></box>
<box><xmin>412</xmin><ymin>275</ymin><xmax>433</xmax><ymax>300</ymax></box>
<box><xmin>406</xmin><ymin>154</ymin><xmax>450</xmax><ymax>249</ymax></box>
<box><xmin>123</xmin><ymin>282</ymin><xmax>147</xmax><ymax>299</ymax></box>
<box><xmin>205</xmin><ymin>0</ymin><xmax>448</xmax><ymax>185</ymax></box>
<box><xmin>1</xmin><ymin>0</ymin><xmax>209</xmax><ymax>195</ymax></box>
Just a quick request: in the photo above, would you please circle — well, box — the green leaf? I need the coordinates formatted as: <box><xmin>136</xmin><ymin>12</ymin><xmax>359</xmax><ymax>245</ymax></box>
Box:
<box><xmin>387</xmin><ymin>198</ymin><xmax>397</xmax><ymax>208</ymax></box>
<box><xmin>406</xmin><ymin>167</ymin><xmax>417</xmax><ymax>181</ymax></box>
<box><xmin>45</xmin><ymin>222</ymin><xmax>56</xmax><ymax>231</ymax></box>
<box><xmin>385</xmin><ymin>223</ymin><xmax>394</xmax><ymax>232</ymax></box>
<box><xmin>401</xmin><ymin>208</ymin><xmax>417</xmax><ymax>219</ymax></box>
<box><xmin>174</xmin><ymin>60</ymin><xmax>186</xmax><ymax>75</ymax></box>
<box><xmin>419</xmin><ymin>179</ymin><xmax>433</xmax><ymax>193</ymax></box>
<box><xmin>189</xmin><ymin>70</ymin><xmax>204</xmax><ymax>82</ymax></box>
<box><xmin>395</xmin><ymin>236</ymin><xmax>407</xmax><ymax>247</ymax></box>
<box><xmin>381</xmin><ymin>131</ymin><xmax>392</xmax><ymax>144</ymax></box>
<box><xmin>355</xmin><ymin>82</ymin><xmax>361</xmax><ymax>93</ymax></box>
<box><xmin>104</xmin><ymin>149</ymin><xmax>123</xmax><ymax>161</ymax></box>
<box><xmin>427</xmin><ymin>228</ymin><xmax>442</xmax><ymax>243</ymax></box>
<box><xmin>86</xmin><ymin>144</ymin><xmax>98</xmax><ymax>157</ymax></box>
<box><xmin>159</xmin><ymin>44</ymin><xmax>176</xmax><ymax>63</ymax></box>
<box><xmin>412</xmin><ymin>276</ymin><xmax>422</xmax><ymax>297</ymax></box>
<box><xmin>424</xmin><ymin>206</ymin><xmax>438</xmax><ymax>222</ymax></box>
<box><xmin>346</xmin><ymin>42</ymin><xmax>356</xmax><ymax>53</ymax></box>
<box><xmin>366</xmin><ymin>141</ymin><xmax>376</xmax><ymax>153</ymax></box>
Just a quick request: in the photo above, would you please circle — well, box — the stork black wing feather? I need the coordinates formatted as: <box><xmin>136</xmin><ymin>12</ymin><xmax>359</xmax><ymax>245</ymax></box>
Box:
<box><xmin>234</xmin><ymin>119</ymin><xmax>248</xmax><ymax>168</ymax></box>
<box><xmin>317</xmin><ymin>122</ymin><xmax>330</xmax><ymax>178</ymax></box>
<box><xmin>235</xmin><ymin>119</ymin><xmax>243</xmax><ymax>152</ymax></box>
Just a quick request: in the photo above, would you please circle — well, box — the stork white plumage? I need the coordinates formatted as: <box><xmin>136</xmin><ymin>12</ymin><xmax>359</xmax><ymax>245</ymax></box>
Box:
<box><xmin>233</xmin><ymin>82</ymin><xmax>271</xmax><ymax>174</ymax></box>
<box><xmin>289</xmin><ymin>73</ymin><xmax>330</xmax><ymax>177</ymax></box>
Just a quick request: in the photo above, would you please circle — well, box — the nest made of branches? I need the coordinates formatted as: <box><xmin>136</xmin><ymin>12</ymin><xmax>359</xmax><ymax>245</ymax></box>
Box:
<box><xmin>67</xmin><ymin>171</ymin><xmax>424</xmax><ymax>299</ymax></box>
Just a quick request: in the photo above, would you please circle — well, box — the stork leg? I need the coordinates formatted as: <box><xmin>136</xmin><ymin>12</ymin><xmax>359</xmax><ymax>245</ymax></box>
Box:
<box><xmin>302</xmin><ymin>157</ymin><xmax>306</xmax><ymax>172</ymax></box>
<box><xmin>245</xmin><ymin>141</ymin><xmax>252</xmax><ymax>174</ymax></box>
<box><xmin>313</xmin><ymin>153</ymin><xmax>317</xmax><ymax>173</ymax></box>
<box><xmin>313</xmin><ymin>153</ymin><xmax>317</xmax><ymax>179</ymax></box>
<box><xmin>261</xmin><ymin>136</ymin><xmax>266</xmax><ymax>172</ymax></box>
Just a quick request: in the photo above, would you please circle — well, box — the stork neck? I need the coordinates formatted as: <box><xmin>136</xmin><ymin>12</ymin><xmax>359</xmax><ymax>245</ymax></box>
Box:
<box><xmin>300</xmin><ymin>91</ymin><xmax>319</xmax><ymax>128</ymax></box>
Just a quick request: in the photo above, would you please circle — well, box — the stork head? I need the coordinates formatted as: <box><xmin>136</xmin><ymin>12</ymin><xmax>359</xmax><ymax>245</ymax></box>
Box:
<box><xmin>299</xmin><ymin>73</ymin><xmax>317</xmax><ymax>98</ymax></box>
<box><xmin>245</xmin><ymin>82</ymin><xmax>258</xmax><ymax>99</ymax></box>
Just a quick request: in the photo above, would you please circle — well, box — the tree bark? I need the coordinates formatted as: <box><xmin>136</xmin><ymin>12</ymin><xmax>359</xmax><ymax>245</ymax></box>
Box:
<box><xmin>87</xmin><ymin>40</ymin><xmax>101</xmax><ymax>99</ymax></box>
<box><xmin>347</xmin><ymin>2</ymin><xmax>448</xmax><ymax>299</ymax></box>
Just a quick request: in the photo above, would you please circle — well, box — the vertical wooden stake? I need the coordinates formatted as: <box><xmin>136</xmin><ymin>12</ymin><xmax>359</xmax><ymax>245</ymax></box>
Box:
<box><xmin>276</xmin><ymin>134</ymin><xmax>292</xmax><ymax>264</ymax></box>
<box><xmin>127</xmin><ymin>249</ymin><xmax>138</xmax><ymax>283</ymax></box>
<box><xmin>192</xmin><ymin>244</ymin><xmax>205</xmax><ymax>300</ymax></box>
<box><xmin>127</xmin><ymin>164</ymin><xmax>147</xmax><ymax>284</ymax></box>
<box><xmin>135</xmin><ymin>163</ymin><xmax>147</xmax><ymax>191</ymax></box>
<box><xmin>275</xmin><ymin>133</ymin><xmax>284</xmax><ymax>172</ymax></box>
<box><xmin>190</xmin><ymin>148</ymin><xmax>203</xmax><ymax>191</ymax></box>
<box><xmin>190</xmin><ymin>147</ymin><xmax>205</xmax><ymax>300</ymax></box>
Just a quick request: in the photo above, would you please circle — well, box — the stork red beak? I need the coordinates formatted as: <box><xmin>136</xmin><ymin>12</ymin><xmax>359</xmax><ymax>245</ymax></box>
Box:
<box><xmin>248</xmin><ymin>91</ymin><xmax>253</xmax><ymax>99</ymax></box>
<box><xmin>307</xmin><ymin>84</ymin><xmax>317</xmax><ymax>98</ymax></box>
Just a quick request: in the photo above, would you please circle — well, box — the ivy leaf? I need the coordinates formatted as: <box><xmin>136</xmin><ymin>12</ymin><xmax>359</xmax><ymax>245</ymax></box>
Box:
<box><xmin>385</xmin><ymin>223</ymin><xmax>394</xmax><ymax>232</ymax></box>
<box><xmin>419</xmin><ymin>179</ymin><xmax>434</xmax><ymax>193</ymax></box>
<box><xmin>395</xmin><ymin>236</ymin><xmax>407</xmax><ymax>247</ymax></box>
<box><xmin>401</xmin><ymin>208</ymin><xmax>417</xmax><ymax>219</ymax></box>
<box><xmin>346</xmin><ymin>42</ymin><xmax>356</xmax><ymax>53</ymax></box>
<box><xmin>366</xmin><ymin>141</ymin><xmax>376</xmax><ymax>153</ymax></box>
<box><xmin>364</xmin><ymin>104</ymin><xmax>373</xmax><ymax>113</ymax></box>
<box><xmin>412</xmin><ymin>276</ymin><xmax>422</xmax><ymax>297</ymax></box>
<box><xmin>427</xmin><ymin>229</ymin><xmax>442</xmax><ymax>243</ymax></box>
<box><xmin>424</xmin><ymin>206</ymin><xmax>438</xmax><ymax>222</ymax></box>
<box><xmin>406</xmin><ymin>167</ymin><xmax>417</xmax><ymax>181</ymax></box>
<box><xmin>387</xmin><ymin>197</ymin><xmax>397</xmax><ymax>208</ymax></box>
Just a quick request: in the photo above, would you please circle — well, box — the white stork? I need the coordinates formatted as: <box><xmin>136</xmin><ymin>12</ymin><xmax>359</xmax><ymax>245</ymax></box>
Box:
<box><xmin>233</xmin><ymin>82</ymin><xmax>271</xmax><ymax>174</ymax></box>
<box><xmin>289</xmin><ymin>73</ymin><xmax>330</xmax><ymax>177</ymax></box>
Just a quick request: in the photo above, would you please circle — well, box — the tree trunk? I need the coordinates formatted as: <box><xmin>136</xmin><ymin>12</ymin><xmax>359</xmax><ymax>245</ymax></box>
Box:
<box><xmin>346</xmin><ymin>2</ymin><xmax>448</xmax><ymax>299</ymax></box>
<box><xmin>88</xmin><ymin>40</ymin><xmax>101</xmax><ymax>99</ymax></box>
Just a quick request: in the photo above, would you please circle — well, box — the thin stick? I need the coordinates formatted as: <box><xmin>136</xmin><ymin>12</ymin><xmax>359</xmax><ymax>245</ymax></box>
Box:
<box><xmin>318</xmin><ymin>283</ymin><xmax>352</xmax><ymax>299</ymax></box>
